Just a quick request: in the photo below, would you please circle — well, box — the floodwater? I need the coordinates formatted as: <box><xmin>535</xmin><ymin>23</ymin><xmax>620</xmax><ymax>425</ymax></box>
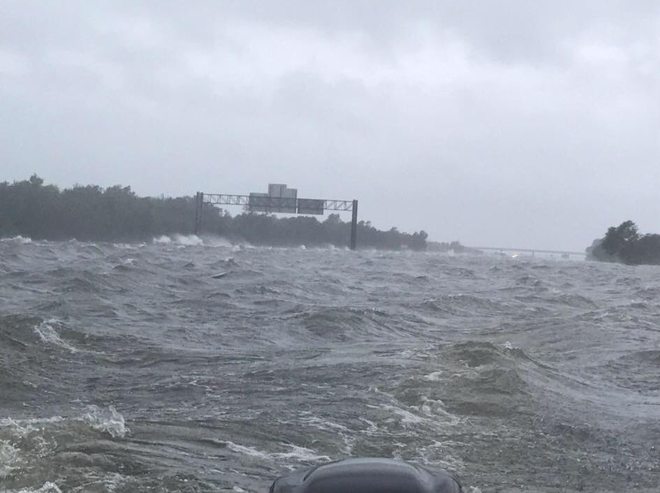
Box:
<box><xmin>1</xmin><ymin>237</ymin><xmax>659</xmax><ymax>492</ymax></box>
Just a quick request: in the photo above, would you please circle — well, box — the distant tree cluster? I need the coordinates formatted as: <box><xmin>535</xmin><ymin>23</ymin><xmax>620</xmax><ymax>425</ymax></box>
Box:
<box><xmin>0</xmin><ymin>176</ymin><xmax>428</xmax><ymax>250</ymax></box>
<box><xmin>223</xmin><ymin>213</ymin><xmax>428</xmax><ymax>250</ymax></box>
<box><xmin>587</xmin><ymin>220</ymin><xmax>660</xmax><ymax>265</ymax></box>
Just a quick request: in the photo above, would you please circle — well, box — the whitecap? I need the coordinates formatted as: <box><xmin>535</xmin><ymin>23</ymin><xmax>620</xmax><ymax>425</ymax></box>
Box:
<box><xmin>379</xmin><ymin>404</ymin><xmax>425</xmax><ymax>425</ymax></box>
<box><xmin>423</xmin><ymin>371</ymin><xmax>444</xmax><ymax>381</ymax></box>
<box><xmin>171</xmin><ymin>234</ymin><xmax>204</xmax><ymax>246</ymax></box>
<box><xmin>33</xmin><ymin>320</ymin><xmax>78</xmax><ymax>353</ymax></box>
<box><xmin>152</xmin><ymin>234</ymin><xmax>208</xmax><ymax>246</ymax></box>
<box><xmin>299</xmin><ymin>416</ymin><xmax>351</xmax><ymax>433</ymax></box>
<box><xmin>2</xmin><ymin>235</ymin><xmax>32</xmax><ymax>244</ymax></box>
<box><xmin>226</xmin><ymin>441</ymin><xmax>270</xmax><ymax>459</ymax></box>
<box><xmin>204</xmin><ymin>236</ymin><xmax>233</xmax><ymax>248</ymax></box>
<box><xmin>9</xmin><ymin>483</ymin><xmax>62</xmax><ymax>493</ymax></box>
<box><xmin>83</xmin><ymin>406</ymin><xmax>128</xmax><ymax>438</ymax></box>
<box><xmin>0</xmin><ymin>440</ymin><xmax>22</xmax><ymax>479</ymax></box>
<box><xmin>226</xmin><ymin>441</ymin><xmax>330</xmax><ymax>463</ymax></box>
<box><xmin>273</xmin><ymin>444</ymin><xmax>330</xmax><ymax>462</ymax></box>
<box><xmin>0</xmin><ymin>416</ymin><xmax>65</xmax><ymax>430</ymax></box>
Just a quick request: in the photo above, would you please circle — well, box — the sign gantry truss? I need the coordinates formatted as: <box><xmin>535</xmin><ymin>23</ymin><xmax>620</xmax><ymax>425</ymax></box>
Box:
<box><xmin>201</xmin><ymin>194</ymin><xmax>354</xmax><ymax>212</ymax></box>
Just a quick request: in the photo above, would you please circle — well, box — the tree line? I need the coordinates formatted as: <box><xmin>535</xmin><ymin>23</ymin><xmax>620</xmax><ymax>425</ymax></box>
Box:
<box><xmin>0</xmin><ymin>175</ymin><xmax>428</xmax><ymax>250</ymax></box>
<box><xmin>587</xmin><ymin>220</ymin><xmax>660</xmax><ymax>265</ymax></box>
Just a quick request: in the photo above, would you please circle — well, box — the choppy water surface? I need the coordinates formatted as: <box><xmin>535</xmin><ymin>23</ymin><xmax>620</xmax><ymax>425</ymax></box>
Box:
<box><xmin>1</xmin><ymin>237</ymin><xmax>659</xmax><ymax>492</ymax></box>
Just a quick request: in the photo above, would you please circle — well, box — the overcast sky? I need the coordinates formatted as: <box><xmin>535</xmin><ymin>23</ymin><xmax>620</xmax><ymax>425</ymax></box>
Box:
<box><xmin>1</xmin><ymin>1</ymin><xmax>658</xmax><ymax>250</ymax></box>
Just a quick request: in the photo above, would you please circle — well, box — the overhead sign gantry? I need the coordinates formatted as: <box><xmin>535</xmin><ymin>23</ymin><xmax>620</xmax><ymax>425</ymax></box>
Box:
<box><xmin>194</xmin><ymin>184</ymin><xmax>359</xmax><ymax>250</ymax></box>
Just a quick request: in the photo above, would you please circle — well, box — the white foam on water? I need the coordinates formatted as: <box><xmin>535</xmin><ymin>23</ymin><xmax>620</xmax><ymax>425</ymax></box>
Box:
<box><xmin>2</xmin><ymin>236</ymin><xmax>32</xmax><ymax>244</ymax></box>
<box><xmin>226</xmin><ymin>441</ymin><xmax>330</xmax><ymax>463</ymax></box>
<box><xmin>417</xmin><ymin>397</ymin><xmax>461</xmax><ymax>426</ymax></box>
<box><xmin>0</xmin><ymin>440</ymin><xmax>22</xmax><ymax>479</ymax></box>
<box><xmin>380</xmin><ymin>404</ymin><xmax>425</xmax><ymax>425</ymax></box>
<box><xmin>299</xmin><ymin>416</ymin><xmax>355</xmax><ymax>454</ymax></box>
<box><xmin>3</xmin><ymin>410</ymin><xmax>127</xmax><ymax>441</ymax></box>
<box><xmin>0</xmin><ymin>417</ymin><xmax>58</xmax><ymax>459</ymax></box>
<box><xmin>359</xmin><ymin>418</ymin><xmax>379</xmax><ymax>436</ymax></box>
<box><xmin>423</xmin><ymin>371</ymin><xmax>444</xmax><ymax>381</ymax></box>
<box><xmin>226</xmin><ymin>441</ymin><xmax>269</xmax><ymax>459</ymax></box>
<box><xmin>273</xmin><ymin>444</ymin><xmax>331</xmax><ymax>462</ymax></box>
<box><xmin>0</xmin><ymin>416</ymin><xmax>65</xmax><ymax>432</ymax></box>
<box><xmin>113</xmin><ymin>242</ymin><xmax>139</xmax><ymax>250</ymax></box>
<box><xmin>3</xmin><ymin>483</ymin><xmax>63</xmax><ymax>493</ymax></box>
<box><xmin>299</xmin><ymin>416</ymin><xmax>351</xmax><ymax>433</ymax></box>
<box><xmin>172</xmin><ymin>234</ymin><xmax>204</xmax><ymax>246</ymax></box>
<box><xmin>33</xmin><ymin>320</ymin><xmax>78</xmax><ymax>353</ymax></box>
<box><xmin>153</xmin><ymin>234</ymin><xmax>231</xmax><ymax>247</ymax></box>
<box><xmin>203</xmin><ymin>236</ymin><xmax>233</xmax><ymax>248</ymax></box>
<box><xmin>0</xmin><ymin>417</ymin><xmax>39</xmax><ymax>438</ymax></box>
<box><xmin>415</xmin><ymin>440</ymin><xmax>465</xmax><ymax>472</ymax></box>
<box><xmin>72</xmin><ymin>472</ymin><xmax>127</xmax><ymax>493</ymax></box>
<box><xmin>83</xmin><ymin>406</ymin><xmax>128</xmax><ymax>438</ymax></box>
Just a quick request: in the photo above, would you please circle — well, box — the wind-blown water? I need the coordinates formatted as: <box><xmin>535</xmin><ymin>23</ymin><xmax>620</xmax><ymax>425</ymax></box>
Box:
<box><xmin>1</xmin><ymin>237</ymin><xmax>659</xmax><ymax>492</ymax></box>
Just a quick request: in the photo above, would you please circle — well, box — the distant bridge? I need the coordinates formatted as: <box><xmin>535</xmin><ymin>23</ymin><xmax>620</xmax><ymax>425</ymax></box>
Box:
<box><xmin>470</xmin><ymin>246</ymin><xmax>586</xmax><ymax>257</ymax></box>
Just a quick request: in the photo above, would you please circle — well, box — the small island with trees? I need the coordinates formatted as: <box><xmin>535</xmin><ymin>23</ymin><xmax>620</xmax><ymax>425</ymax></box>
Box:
<box><xmin>0</xmin><ymin>175</ymin><xmax>429</xmax><ymax>250</ymax></box>
<box><xmin>587</xmin><ymin>220</ymin><xmax>660</xmax><ymax>265</ymax></box>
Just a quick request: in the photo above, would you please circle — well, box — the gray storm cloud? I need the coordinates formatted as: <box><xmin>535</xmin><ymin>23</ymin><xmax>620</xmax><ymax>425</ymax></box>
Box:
<box><xmin>1</xmin><ymin>0</ymin><xmax>658</xmax><ymax>250</ymax></box>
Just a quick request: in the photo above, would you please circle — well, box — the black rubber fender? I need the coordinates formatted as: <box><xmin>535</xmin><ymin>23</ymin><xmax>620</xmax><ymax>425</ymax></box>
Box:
<box><xmin>269</xmin><ymin>458</ymin><xmax>462</xmax><ymax>493</ymax></box>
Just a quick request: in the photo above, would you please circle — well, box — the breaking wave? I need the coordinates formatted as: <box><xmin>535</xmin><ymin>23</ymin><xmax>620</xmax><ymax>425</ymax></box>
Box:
<box><xmin>153</xmin><ymin>234</ymin><xmax>205</xmax><ymax>246</ymax></box>
<box><xmin>152</xmin><ymin>234</ymin><xmax>234</xmax><ymax>248</ymax></box>
<box><xmin>33</xmin><ymin>319</ymin><xmax>79</xmax><ymax>353</ymax></box>
<box><xmin>1</xmin><ymin>235</ymin><xmax>33</xmax><ymax>244</ymax></box>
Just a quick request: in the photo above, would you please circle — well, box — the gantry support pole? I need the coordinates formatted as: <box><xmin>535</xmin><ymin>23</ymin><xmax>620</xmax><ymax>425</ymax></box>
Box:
<box><xmin>194</xmin><ymin>192</ymin><xmax>199</xmax><ymax>235</ymax></box>
<box><xmin>350</xmin><ymin>199</ymin><xmax>358</xmax><ymax>250</ymax></box>
<box><xmin>194</xmin><ymin>192</ymin><xmax>204</xmax><ymax>236</ymax></box>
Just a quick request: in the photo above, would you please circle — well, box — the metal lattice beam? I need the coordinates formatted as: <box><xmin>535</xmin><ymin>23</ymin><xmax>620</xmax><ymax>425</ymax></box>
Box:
<box><xmin>201</xmin><ymin>194</ymin><xmax>353</xmax><ymax>211</ymax></box>
<box><xmin>203</xmin><ymin>194</ymin><xmax>250</xmax><ymax>206</ymax></box>
<box><xmin>323</xmin><ymin>200</ymin><xmax>353</xmax><ymax>212</ymax></box>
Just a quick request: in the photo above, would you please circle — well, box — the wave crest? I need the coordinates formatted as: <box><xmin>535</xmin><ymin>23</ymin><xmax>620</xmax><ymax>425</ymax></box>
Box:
<box><xmin>83</xmin><ymin>406</ymin><xmax>128</xmax><ymax>438</ymax></box>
